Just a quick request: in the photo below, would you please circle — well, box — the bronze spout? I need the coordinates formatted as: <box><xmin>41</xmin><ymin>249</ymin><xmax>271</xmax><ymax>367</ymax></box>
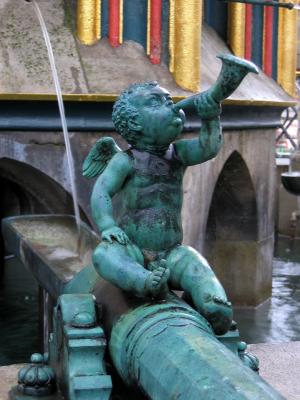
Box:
<box><xmin>218</xmin><ymin>0</ymin><xmax>295</xmax><ymax>10</ymax></box>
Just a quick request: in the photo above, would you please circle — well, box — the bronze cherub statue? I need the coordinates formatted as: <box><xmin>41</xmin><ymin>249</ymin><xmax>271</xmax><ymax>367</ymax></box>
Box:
<box><xmin>83</xmin><ymin>55</ymin><xmax>258</xmax><ymax>335</ymax></box>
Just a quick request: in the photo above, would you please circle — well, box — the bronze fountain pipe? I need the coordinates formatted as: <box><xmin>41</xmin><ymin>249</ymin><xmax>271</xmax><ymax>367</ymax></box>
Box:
<box><xmin>218</xmin><ymin>0</ymin><xmax>297</xmax><ymax>10</ymax></box>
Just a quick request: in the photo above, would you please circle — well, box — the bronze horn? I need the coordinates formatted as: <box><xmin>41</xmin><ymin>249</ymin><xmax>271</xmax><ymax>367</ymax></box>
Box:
<box><xmin>174</xmin><ymin>54</ymin><xmax>258</xmax><ymax>111</ymax></box>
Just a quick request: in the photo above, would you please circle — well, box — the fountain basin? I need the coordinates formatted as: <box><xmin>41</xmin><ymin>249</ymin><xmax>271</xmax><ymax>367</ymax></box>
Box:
<box><xmin>281</xmin><ymin>172</ymin><xmax>300</xmax><ymax>196</ymax></box>
<box><xmin>1</xmin><ymin>215</ymin><xmax>99</xmax><ymax>299</ymax></box>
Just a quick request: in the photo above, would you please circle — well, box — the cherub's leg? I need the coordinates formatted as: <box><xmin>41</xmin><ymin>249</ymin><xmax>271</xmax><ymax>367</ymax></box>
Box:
<box><xmin>93</xmin><ymin>241</ymin><xmax>169</xmax><ymax>297</ymax></box>
<box><xmin>166</xmin><ymin>245</ymin><xmax>233</xmax><ymax>335</ymax></box>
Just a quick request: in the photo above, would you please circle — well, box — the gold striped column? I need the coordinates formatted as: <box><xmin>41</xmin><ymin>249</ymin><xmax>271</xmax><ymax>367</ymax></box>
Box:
<box><xmin>169</xmin><ymin>0</ymin><xmax>202</xmax><ymax>92</ymax></box>
<box><xmin>277</xmin><ymin>0</ymin><xmax>298</xmax><ymax>96</ymax></box>
<box><xmin>77</xmin><ymin>0</ymin><xmax>101</xmax><ymax>45</ymax></box>
<box><xmin>227</xmin><ymin>3</ymin><xmax>245</xmax><ymax>58</ymax></box>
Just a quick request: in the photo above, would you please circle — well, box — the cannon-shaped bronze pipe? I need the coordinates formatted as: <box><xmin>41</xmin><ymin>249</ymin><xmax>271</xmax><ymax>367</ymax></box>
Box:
<box><xmin>100</xmin><ymin>289</ymin><xmax>284</xmax><ymax>399</ymax></box>
<box><xmin>218</xmin><ymin>0</ymin><xmax>297</xmax><ymax>10</ymax></box>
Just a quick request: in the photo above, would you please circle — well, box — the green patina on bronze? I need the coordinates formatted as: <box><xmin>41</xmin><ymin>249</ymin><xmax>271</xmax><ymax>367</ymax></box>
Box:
<box><xmin>85</xmin><ymin>54</ymin><xmax>259</xmax><ymax>336</ymax></box>
<box><xmin>5</xmin><ymin>54</ymin><xmax>285</xmax><ymax>400</ymax></box>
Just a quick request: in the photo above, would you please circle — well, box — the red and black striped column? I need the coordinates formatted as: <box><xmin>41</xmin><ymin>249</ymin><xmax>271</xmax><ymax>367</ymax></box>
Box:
<box><xmin>149</xmin><ymin>0</ymin><xmax>162</xmax><ymax>64</ymax></box>
<box><xmin>109</xmin><ymin>0</ymin><xmax>121</xmax><ymax>47</ymax></box>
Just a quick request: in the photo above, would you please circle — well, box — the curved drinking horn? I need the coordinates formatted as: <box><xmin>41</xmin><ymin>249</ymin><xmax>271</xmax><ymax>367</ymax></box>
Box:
<box><xmin>173</xmin><ymin>54</ymin><xmax>259</xmax><ymax>111</ymax></box>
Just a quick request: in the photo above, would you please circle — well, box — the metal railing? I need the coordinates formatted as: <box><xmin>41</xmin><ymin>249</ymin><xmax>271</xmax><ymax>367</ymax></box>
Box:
<box><xmin>276</xmin><ymin>79</ymin><xmax>300</xmax><ymax>157</ymax></box>
<box><xmin>276</xmin><ymin>106</ymin><xmax>298</xmax><ymax>157</ymax></box>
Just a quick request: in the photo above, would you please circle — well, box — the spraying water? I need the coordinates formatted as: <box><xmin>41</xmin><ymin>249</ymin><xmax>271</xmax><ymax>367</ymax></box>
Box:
<box><xmin>29</xmin><ymin>0</ymin><xmax>81</xmax><ymax>234</ymax></box>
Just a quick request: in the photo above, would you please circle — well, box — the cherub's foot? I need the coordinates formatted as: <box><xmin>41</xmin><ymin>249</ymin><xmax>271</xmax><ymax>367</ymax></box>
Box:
<box><xmin>145</xmin><ymin>264</ymin><xmax>170</xmax><ymax>299</ymax></box>
<box><xmin>200</xmin><ymin>294</ymin><xmax>233</xmax><ymax>336</ymax></box>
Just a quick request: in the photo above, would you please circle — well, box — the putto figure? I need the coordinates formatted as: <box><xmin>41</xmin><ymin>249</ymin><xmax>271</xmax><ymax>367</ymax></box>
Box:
<box><xmin>83</xmin><ymin>81</ymin><xmax>233</xmax><ymax>335</ymax></box>
<box><xmin>84</xmin><ymin>56</ymin><xmax>258</xmax><ymax>335</ymax></box>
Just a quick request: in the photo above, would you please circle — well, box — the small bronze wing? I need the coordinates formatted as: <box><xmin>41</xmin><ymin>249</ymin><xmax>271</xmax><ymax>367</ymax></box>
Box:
<box><xmin>82</xmin><ymin>137</ymin><xmax>122</xmax><ymax>178</ymax></box>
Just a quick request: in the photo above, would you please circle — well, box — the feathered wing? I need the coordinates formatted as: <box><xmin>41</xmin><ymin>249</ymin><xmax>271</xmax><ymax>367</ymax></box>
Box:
<box><xmin>82</xmin><ymin>137</ymin><xmax>122</xmax><ymax>179</ymax></box>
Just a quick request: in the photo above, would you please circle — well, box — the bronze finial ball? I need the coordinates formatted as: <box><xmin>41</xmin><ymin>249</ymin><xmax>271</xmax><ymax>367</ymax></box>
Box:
<box><xmin>18</xmin><ymin>353</ymin><xmax>56</xmax><ymax>396</ymax></box>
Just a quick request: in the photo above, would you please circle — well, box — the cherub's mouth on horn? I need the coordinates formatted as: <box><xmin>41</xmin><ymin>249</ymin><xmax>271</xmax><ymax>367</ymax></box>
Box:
<box><xmin>172</xmin><ymin>109</ymin><xmax>186</xmax><ymax>127</ymax></box>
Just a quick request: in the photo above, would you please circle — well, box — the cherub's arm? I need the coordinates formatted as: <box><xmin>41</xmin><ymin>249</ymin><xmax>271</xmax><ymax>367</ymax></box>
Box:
<box><xmin>174</xmin><ymin>93</ymin><xmax>222</xmax><ymax>166</ymax></box>
<box><xmin>91</xmin><ymin>152</ymin><xmax>133</xmax><ymax>245</ymax></box>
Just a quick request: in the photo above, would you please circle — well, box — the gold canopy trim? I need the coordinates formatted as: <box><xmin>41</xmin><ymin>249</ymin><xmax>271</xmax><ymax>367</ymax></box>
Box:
<box><xmin>169</xmin><ymin>0</ymin><xmax>202</xmax><ymax>93</ymax></box>
<box><xmin>277</xmin><ymin>0</ymin><xmax>298</xmax><ymax>97</ymax></box>
<box><xmin>227</xmin><ymin>3</ymin><xmax>245</xmax><ymax>58</ymax></box>
<box><xmin>77</xmin><ymin>0</ymin><xmax>101</xmax><ymax>45</ymax></box>
<box><xmin>0</xmin><ymin>93</ymin><xmax>295</xmax><ymax>108</ymax></box>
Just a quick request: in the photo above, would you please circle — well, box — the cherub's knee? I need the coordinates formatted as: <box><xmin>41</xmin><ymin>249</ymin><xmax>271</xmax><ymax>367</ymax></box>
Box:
<box><xmin>93</xmin><ymin>242</ymin><xmax>125</xmax><ymax>286</ymax></box>
<box><xmin>92</xmin><ymin>243</ymin><xmax>111</xmax><ymax>275</ymax></box>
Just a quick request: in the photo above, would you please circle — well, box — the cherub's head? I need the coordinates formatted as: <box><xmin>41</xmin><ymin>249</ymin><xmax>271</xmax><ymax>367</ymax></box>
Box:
<box><xmin>112</xmin><ymin>81</ymin><xmax>185</xmax><ymax>148</ymax></box>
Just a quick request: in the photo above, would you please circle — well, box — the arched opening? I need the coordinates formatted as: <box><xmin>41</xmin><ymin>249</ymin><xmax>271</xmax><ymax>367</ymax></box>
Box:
<box><xmin>0</xmin><ymin>158</ymin><xmax>88</xmax><ymax>365</ymax></box>
<box><xmin>204</xmin><ymin>151</ymin><xmax>259</xmax><ymax>305</ymax></box>
<box><xmin>206</xmin><ymin>151</ymin><xmax>258</xmax><ymax>244</ymax></box>
<box><xmin>0</xmin><ymin>157</ymin><xmax>90</xmax><ymax>270</ymax></box>
<box><xmin>0</xmin><ymin>157</ymin><xmax>80</xmax><ymax>216</ymax></box>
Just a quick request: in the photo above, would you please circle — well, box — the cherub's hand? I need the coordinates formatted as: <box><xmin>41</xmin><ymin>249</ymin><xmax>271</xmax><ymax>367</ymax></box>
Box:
<box><xmin>194</xmin><ymin>91</ymin><xmax>221</xmax><ymax>120</ymax></box>
<box><xmin>102</xmin><ymin>226</ymin><xmax>130</xmax><ymax>245</ymax></box>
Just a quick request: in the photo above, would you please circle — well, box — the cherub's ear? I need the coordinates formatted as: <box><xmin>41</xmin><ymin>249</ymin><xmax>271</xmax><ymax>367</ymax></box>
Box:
<box><xmin>128</xmin><ymin>115</ymin><xmax>142</xmax><ymax>132</ymax></box>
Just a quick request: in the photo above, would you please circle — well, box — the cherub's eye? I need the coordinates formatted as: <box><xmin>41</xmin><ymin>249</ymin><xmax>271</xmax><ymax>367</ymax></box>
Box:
<box><xmin>149</xmin><ymin>97</ymin><xmax>161</xmax><ymax>106</ymax></box>
<box><xmin>166</xmin><ymin>96</ymin><xmax>173</xmax><ymax>106</ymax></box>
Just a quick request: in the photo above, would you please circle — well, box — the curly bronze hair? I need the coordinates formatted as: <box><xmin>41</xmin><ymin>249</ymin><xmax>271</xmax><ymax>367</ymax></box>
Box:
<box><xmin>112</xmin><ymin>81</ymin><xmax>158</xmax><ymax>145</ymax></box>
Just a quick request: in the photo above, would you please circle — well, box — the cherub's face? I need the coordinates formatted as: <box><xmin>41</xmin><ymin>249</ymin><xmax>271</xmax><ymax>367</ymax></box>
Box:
<box><xmin>129</xmin><ymin>85</ymin><xmax>185</xmax><ymax>147</ymax></box>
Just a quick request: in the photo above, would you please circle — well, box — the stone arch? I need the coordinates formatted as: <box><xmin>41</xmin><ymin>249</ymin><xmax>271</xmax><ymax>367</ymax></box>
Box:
<box><xmin>0</xmin><ymin>157</ymin><xmax>88</xmax><ymax>218</ymax></box>
<box><xmin>0</xmin><ymin>157</ymin><xmax>89</xmax><ymax>266</ymax></box>
<box><xmin>204</xmin><ymin>151</ymin><xmax>259</xmax><ymax>306</ymax></box>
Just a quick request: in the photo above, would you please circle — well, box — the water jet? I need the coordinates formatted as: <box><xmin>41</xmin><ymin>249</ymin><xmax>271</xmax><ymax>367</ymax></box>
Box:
<box><xmin>28</xmin><ymin>0</ymin><xmax>81</xmax><ymax>237</ymax></box>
